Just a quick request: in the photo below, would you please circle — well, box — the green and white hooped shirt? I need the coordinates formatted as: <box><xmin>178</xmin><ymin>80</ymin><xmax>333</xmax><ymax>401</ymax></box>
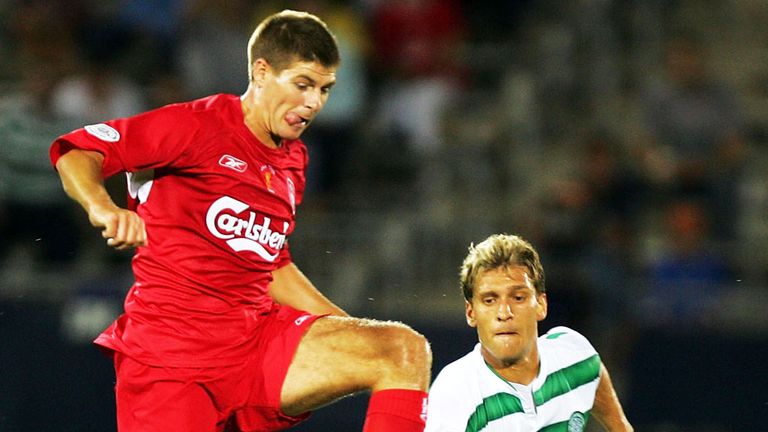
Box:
<box><xmin>425</xmin><ymin>326</ymin><xmax>600</xmax><ymax>432</ymax></box>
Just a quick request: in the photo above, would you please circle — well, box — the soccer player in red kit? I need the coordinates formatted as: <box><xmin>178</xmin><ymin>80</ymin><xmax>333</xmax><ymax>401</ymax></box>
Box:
<box><xmin>50</xmin><ymin>10</ymin><xmax>431</xmax><ymax>432</ymax></box>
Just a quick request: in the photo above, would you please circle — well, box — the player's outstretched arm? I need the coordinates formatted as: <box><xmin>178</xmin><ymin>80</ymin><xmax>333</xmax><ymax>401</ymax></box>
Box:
<box><xmin>269</xmin><ymin>262</ymin><xmax>348</xmax><ymax>316</ymax></box>
<box><xmin>592</xmin><ymin>362</ymin><xmax>634</xmax><ymax>432</ymax></box>
<box><xmin>56</xmin><ymin>149</ymin><xmax>146</xmax><ymax>250</ymax></box>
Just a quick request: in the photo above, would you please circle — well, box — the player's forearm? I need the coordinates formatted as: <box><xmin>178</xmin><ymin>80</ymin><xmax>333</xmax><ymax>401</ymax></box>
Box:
<box><xmin>269</xmin><ymin>263</ymin><xmax>349</xmax><ymax>316</ymax></box>
<box><xmin>56</xmin><ymin>150</ymin><xmax>117</xmax><ymax>214</ymax></box>
<box><xmin>593</xmin><ymin>363</ymin><xmax>634</xmax><ymax>432</ymax></box>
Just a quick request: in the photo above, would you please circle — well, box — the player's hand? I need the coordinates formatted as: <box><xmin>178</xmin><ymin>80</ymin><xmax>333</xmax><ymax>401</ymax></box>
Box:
<box><xmin>88</xmin><ymin>203</ymin><xmax>147</xmax><ymax>250</ymax></box>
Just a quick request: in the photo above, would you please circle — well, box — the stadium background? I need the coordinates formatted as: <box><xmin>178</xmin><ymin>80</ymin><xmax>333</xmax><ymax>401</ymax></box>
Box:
<box><xmin>1</xmin><ymin>0</ymin><xmax>766</xmax><ymax>430</ymax></box>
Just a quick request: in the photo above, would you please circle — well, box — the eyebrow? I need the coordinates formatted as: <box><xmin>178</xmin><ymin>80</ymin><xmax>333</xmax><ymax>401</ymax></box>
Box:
<box><xmin>477</xmin><ymin>285</ymin><xmax>530</xmax><ymax>296</ymax></box>
<box><xmin>295</xmin><ymin>74</ymin><xmax>336</xmax><ymax>88</ymax></box>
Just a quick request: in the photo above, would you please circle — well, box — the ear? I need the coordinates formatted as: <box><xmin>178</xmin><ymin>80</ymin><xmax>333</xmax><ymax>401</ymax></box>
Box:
<box><xmin>251</xmin><ymin>58</ymin><xmax>270</xmax><ymax>85</ymax></box>
<box><xmin>536</xmin><ymin>293</ymin><xmax>548</xmax><ymax>321</ymax></box>
<box><xmin>465</xmin><ymin>300</ymin><xmax>477</xmax><ymax>328</ymax></box>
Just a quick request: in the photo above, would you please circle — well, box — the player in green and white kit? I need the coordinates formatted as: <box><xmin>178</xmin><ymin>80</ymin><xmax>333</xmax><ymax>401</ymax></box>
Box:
<box><xmin>429</xmin><ymin>326</ymin><xmax>604</xmax><ymax>431</ymax></box>
<box><xmin>426</xmin><ymin>234</ymin><xmax>633</xmax><ymax>432</ymax></box>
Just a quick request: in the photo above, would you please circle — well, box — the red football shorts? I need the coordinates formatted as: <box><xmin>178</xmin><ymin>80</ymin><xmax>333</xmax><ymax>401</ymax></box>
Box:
<box><xmin>112</xmin><ymin>304</ymin><xmax>324</xmax><ymax>432</ymax></box>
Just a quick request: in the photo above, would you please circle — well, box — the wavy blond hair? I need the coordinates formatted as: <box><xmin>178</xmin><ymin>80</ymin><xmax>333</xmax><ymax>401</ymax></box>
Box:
<box><xmin>460</xmin><ymin>234</ymin><xmax>545</xmax><ymax>301</ymax></box>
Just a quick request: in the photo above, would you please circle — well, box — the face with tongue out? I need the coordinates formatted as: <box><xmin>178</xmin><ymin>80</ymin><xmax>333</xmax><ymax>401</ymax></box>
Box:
<box><xmin>285</xmin><ymin>112</ymin><xmax>308</xmax><ymax>130</ymax></box>
<box><xmin>243</xmin><ymin>58</ymin><xmax>337</xmax><ymax>147</ymax></box>
<box><xmin>465</xmin><ymin>265</ymin><xmax>548</xmax><ymax>372</ymax></box>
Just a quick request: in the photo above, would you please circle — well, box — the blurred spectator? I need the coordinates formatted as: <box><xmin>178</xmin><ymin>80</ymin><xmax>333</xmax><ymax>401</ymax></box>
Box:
<box><xmin>0</xmin><ymin>60</ymin><xmax>83</xmax><ymax>266</ymax></box>
<box><xmin>638</xmin><ymin>200</ymin><xmax>734</xmax><ymax>330</ymax></box>
<box><xmin>361</xmin><ymin>0</ymin><xmax>467</xmax><ymax>212</ymax></box>
<box><xmin>284</xmin><ymin>0</ymin><xmax>370</xmax><ymax>197</ymax></box>
<box><xmin>1</xmin><ymin>0</ymin><xmax>82</xmax><ymax>80</ymax></box>
<box><xmin>112</xmin><ymin>0</ymin><xmax>186</xmax><ymax>84</ymax></box>
<box><xmin>369</xmin><ymin>0</ymin><xmax>466</xmax><ymax>157</ymax></box>
<box><xmin>528</xmin><ymin>130</ymin><xmax>648</xmax><ymax>335</ymax></box>
<box><xmin>176</xmin><ymin>0</ymin><xmax>255</xmax><ymax>98</ymax></box>
<box><xmin>144</xmin><ymin>71</ymin><xmax>189</xmax><ymax>110</ymax></box>
<box><xmin>577</xmin><ymin>131</ymin><xmax>646</xmax><ymax>331</ymax></box>
<box><xmin>459</xmin><ymin>0</ymin><xmax>534</xmax><ymax>44</ymax></box>
<box><xmin>638</xmin><ymin>32</ymin><xmax>747</xmax><ymax>242</ymax></box>
<box><xmin>0</xmin><ymin>1</ymin><xmax>86</xmax><ymax>268</ymax></box>
<box><xmin>580</xmin><ymin>129</ymin><xmax>647</xmax><ymax>229</ymax></box>
<box><xmin>532</xmin><ymin>176</ymin><xmax>595</xmax><ymax>329</ymax></box>
<box><xmin>50</xmin><ymin>16</ymin><xmax>146</xmax><ymax>123</ymax></box>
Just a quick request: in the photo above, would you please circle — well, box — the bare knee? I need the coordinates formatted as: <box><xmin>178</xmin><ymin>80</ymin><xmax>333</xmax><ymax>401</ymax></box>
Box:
<box><xmin>371</xmin><ymin>322</ymin><xmax>432</xmax><ymax>391</ymax></box>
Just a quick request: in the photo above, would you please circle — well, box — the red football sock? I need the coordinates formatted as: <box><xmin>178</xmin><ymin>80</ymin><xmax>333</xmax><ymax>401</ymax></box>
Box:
<box><xmin>362</xmin><ymin>389</ymin><xmax>428</xmax><ymax>432</ymax></box>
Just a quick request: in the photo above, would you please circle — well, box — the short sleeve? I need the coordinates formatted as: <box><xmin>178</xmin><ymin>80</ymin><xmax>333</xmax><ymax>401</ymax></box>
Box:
<box><xmin>50</xmin><ymin>105</ymin><xmax>201</xmax><ymax>178</ymax></box>
<box><xmin>425</xmin><ymin>367</ymin><xmax>465</xmax><ymax>432</ymax></box>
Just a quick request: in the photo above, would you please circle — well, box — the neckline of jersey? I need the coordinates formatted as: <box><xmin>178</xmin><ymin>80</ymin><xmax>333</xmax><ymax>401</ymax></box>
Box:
<box><xmin>231</xmin><ymin>94</ymin><xmax>294</xmax><ymax>157</ymax></box>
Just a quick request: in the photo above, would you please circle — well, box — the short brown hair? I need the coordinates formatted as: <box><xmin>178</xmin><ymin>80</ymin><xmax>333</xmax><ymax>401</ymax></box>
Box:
<box><xmin>247</xmin><ymin>10</ymin><xmax>340</xmax><ymax>79</ymax></box>
<box><xmin>460</xmin><ymin>234</ymin><xmax>545</xmax><ymax>301</ymax></box>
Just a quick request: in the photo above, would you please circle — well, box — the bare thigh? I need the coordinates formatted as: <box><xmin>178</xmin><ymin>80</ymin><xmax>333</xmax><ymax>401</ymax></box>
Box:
<box><xmin>280</xmin><ymin>315</ymin><xmax>430</xmax><ymax>416</ymax></box>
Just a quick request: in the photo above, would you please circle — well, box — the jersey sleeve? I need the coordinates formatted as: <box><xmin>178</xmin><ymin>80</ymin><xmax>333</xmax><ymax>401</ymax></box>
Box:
<box><xmin>50</xmin><ymin>105</ymin><xmax>201</xmax><ymax>178</ymax></box>
<box><xmin>425</xmin><ymin>366</ymin><xmax>467</xmax><ymax>432</ymax></box>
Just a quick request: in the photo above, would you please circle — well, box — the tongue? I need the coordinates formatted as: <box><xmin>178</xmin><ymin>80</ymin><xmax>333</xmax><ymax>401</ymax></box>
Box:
<box><xmin>286</xmin><ymin>113</ymin><xmax>303</xmax><ymax>126</ymax></box>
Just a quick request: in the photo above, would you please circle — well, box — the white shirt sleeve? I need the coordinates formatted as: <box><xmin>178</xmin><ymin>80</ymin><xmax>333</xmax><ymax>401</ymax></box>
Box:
<box><xmin>426</xmin><ymin>353</ymin><xmax>479</xmax><ymax>432</ymax></box>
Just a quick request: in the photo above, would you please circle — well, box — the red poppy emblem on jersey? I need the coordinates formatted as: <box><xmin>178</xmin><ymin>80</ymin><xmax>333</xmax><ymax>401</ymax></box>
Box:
<box><xmin>260</xmin><ymin>164</ymin><xmax>276</xmax><ymax>193</ymax></box>
<box><xmin>218</xmin><ymin>155</ymin><xmax>248</xmax><ymax>173</ymax></box>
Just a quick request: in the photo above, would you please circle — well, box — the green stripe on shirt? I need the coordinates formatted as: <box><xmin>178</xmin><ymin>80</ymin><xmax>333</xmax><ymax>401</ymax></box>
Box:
<box><xmin>534</xmin><ymin>355</ymin><xmax>600</xmax><ymax>405</ymax></box>
<box><xmin>465</xmin><ymin>393</ymin><xmax>524</xmax><ymax>432</ymax></box>
<box><xmin>464</xmin><ymin>355</ymin><xmax>600</xmax><ymax>432</ymax></box>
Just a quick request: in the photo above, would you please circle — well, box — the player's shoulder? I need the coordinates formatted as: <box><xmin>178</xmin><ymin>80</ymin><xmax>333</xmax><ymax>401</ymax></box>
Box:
<box><xmin>539</xmin><ymin>326</ymin><xmax>597</xmax><ymax>355</ymax></box>
<box><xmin>153</xmin><ymin>94</ymin><xmax>237</xmax><ymax>124</ymax></box>
<box><xmin>148</xmin><ymin>94</ymin><xmax>244</xmax><ymax>142</ymax></box>
<box><xmin>179</xmin><ymin>93</ymin><xmax>238</xmax><ymax>111</ymax></box>
<box><xmin>432</xmin><ymin>345</ymin><xmax>480</xmax><ymax>387</ymax></box>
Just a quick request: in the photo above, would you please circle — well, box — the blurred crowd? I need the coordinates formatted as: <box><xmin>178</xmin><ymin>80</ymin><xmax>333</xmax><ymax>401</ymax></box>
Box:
<box><xmin>1</xmin><ymin>0</ymin><xmax>768</xmax><ymax>338</ymax></box>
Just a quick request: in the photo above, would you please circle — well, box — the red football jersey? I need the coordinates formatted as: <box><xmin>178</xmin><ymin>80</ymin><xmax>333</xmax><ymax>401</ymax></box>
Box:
<box><xmin>50</xmin><ymin>94</ymin><xmax>309</xmax><ymax>367</ymax></box>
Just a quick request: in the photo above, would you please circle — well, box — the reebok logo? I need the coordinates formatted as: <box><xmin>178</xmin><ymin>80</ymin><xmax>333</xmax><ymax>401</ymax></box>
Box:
<box><xmin>205</xmin><ymin>196</ymin><xmax>287</xmax><ymax>261</ymax></box>
<box><xmin>219</xmin><ymin>155</ymin><xmax>248</xmax><ymax>173</ymax></box>
<box><xmin>294</xmin><ymin>314</ymin><xmax>312</xmax><ymax>326</ymax></box>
